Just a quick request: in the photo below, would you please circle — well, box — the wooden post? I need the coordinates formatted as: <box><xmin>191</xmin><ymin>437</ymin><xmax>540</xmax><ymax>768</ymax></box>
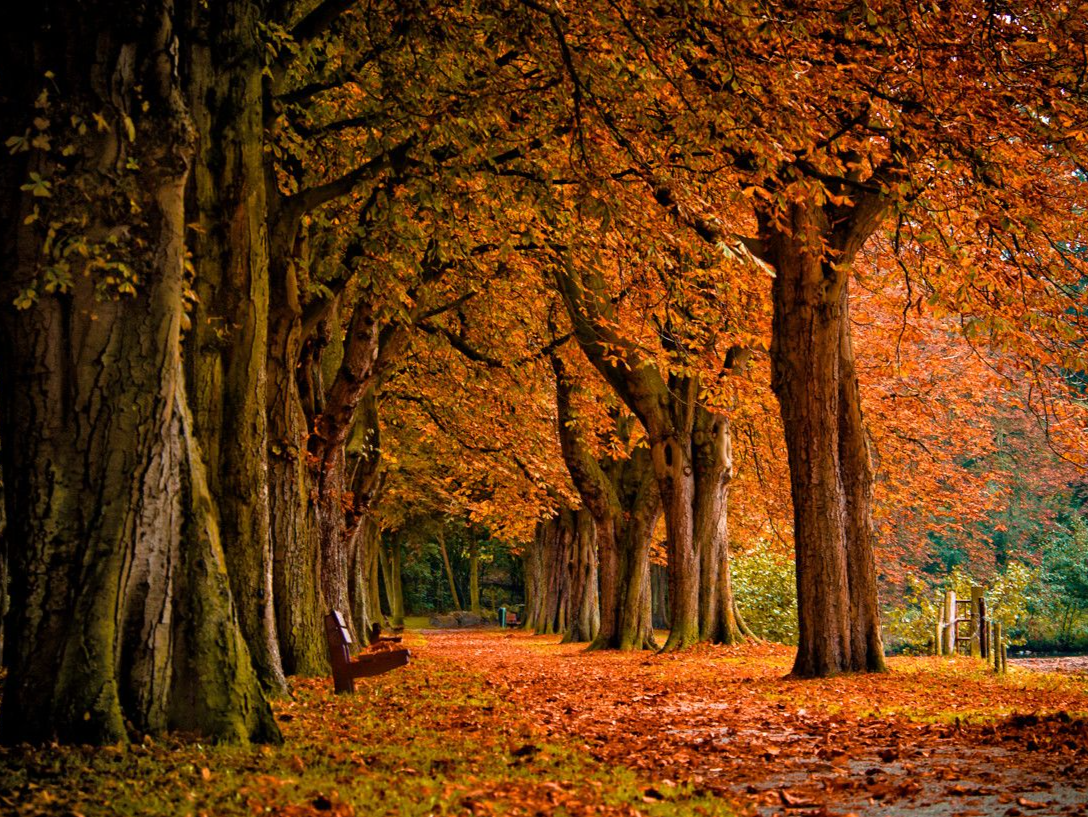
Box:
<box><xmin>993</xmin><ymin>621</ymin><xmax>1004</xmax><ymax>674</ymax></box>
<box><xmin>935</xmin><ymin>602</ymin><xmax>945</xmax><ymax>656</ymax></box>
<box><xmin>970</xmin><ymin>587</ymin><xmax>984</xmax><ymax>658</ymax></box>
<box><xmin>978</xmin><ymin>596</ymin><xmax>988</xmax><ymax>659</ymax></box>
<box><xmin>944</xmin><ymin>590</ymin><xmax>957</xmax><ymax>655</ymax></box>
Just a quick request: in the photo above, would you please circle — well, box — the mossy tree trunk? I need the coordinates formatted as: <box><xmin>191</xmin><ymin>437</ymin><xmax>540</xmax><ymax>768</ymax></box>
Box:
<box><xmin>0</xmin><ymin>469</ymin><xmax>7</xmax><ymax>664</ymax></box>
<box><xmin>307</xmin><ymin>292</ymin><xmax>410</xmax><ymax>626</ymax></box>
<box><xmin>651</xmin><ymin>563</ymin><xmax>670</xmax><ymax>629</ymax></box>
<box><xmin>349</xmin><ymin>515</ymin><xmax>382</xmax><ymax>641</ymax></box>
<box><xmin>543</xmin><ymin>510</ymin><xmax>574</xmax><ymax>635</ymax></box>
<box><xmin>522</xmin><ymin>522</ymin><xmax>548</xmax><ymax>630</ymax></box>
<box><xmin>378</xmin><ymin>536</ymin><xmax>406</xmax><ymax>629</ymax></box>
<box><xmin>524</xmin><ymin>513</ymin><xmax>576</xmax><ymax>635</ymax></box>
<box><xmin>0</xmin><ymin>0</ymin><xmax>277</xmax><ymax>744</ymax></box>
<box><xmin>649</xmin><ymin>386</ymin><xmax>702</xmax><ymax>651</ymax></box>
<box><xmin>838</xmin><ymin>292</ymin><xmax>887</xmax><ymax>672</ymax></box>
<box><xmin>611</xmin><ymin>447</ymin><xmax>660</xmax><ymax>650</ymax></box>
<box><xmin>266</xmin><ymin>234</ymin><xmax>326</xmax><ymax>675</ymax></box>
<box><xmin>181</xmin><ymin>0</ymin><xmax>286</xmax><ymax>696</ymax></box>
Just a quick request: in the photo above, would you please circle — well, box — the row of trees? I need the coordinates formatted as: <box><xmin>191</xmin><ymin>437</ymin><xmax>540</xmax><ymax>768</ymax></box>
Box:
<box><xmin>1</xmin><ymin>0</ymin><xmax>1086</xmax><ymax>745</ymax></box>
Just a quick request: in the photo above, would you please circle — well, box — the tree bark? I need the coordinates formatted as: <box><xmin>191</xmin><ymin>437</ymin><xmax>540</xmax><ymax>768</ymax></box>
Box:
<box><xmin>378</xmin><ymin>537</ymin><xmax>405</xmax><ymax>628</ymax></box>
<box><xmin>563</xmin><ymin>508</ymin><xmax>600</xmax><ymax>643</ymax></box>
<box><xmin>315</xmin><ymin>445</ymin><xmax>352</xmax><ymax>618</ymax></box>
<box><xmin>694</xmin><ymin>407</ymin><xmax>742</xmax><ymax>644</ymax></box>
<box><xmin>838</xmin><ymin>288</ymin><xmax>887</xmax><ymax>671</ymax></box>
<box><xmin>469</xmin><ymin>541</ymin><xmax>481</xmax><ymax>613</ymax></box>
<box><xmin>551</xmin><ymin>357</ymin><xmax>658</xmax><ymax>651</ymax></box>
<box><xmin>348</xmin><ymin>515</ymin><xmax>381</xmax><ymax>643</ymax></box>
<box><xmin>306</xmin><ymin>295</ymin><xmax>409</xmax><ymax>630</ymax></box>
<box><xmin>524</xmin><ymin>512</ymin><xmax>576</xmax><ymax>635</ymax></box>
<box><xmin>764</xmin><ymin>201</ymin><xmax>887</xmax><ymax>676</ymax></box>
<box><xmin>368</xmin><ymin>528</ymin><xmax>385</xmax><ymax>626</ymax></box>
<box><xmin>266</xmin><ymin>242</ymin><xmax>326</xmax><ymax>676</ymax></box>
<box><xmin>650</xmin><ymin>381</ymin><xmax>702</xmax><ymax>652</ymax></box>
<box><xmin>344</xmin><ymin>389</ymin><xmax>384</xmax><ymax>643</ymax></box>
<box><xmin>0</xmin><ymin>465</ymin><xmax>7</xmax><ymax>665</ymax></box>
<box><xmin>523</xmin><ymin>522</ymin><xmax>548</xmax><ymax>630</ymax></box>
<box><xmin>0</xmin><ymin>1</ymin><xmax>277</xmax><ymax>743</ymax></box>
<box><xmin>181</xmin><ymin>0</ymin><xmax>285</xmax><ymax>695</ymax></box>
<box><xmin>439</xmin><ymin>531</ymin><xmax>462</xmax><ymax>611</ymax></box>
<box><xmin>610</xmin><ymin>446</ymin><xmax>660</xmax><ymax>650</ymax></box>
<box><xmin>651</xmin><ymin>562</ymin><xmax>670</xmax><ymax>630</ymax></box>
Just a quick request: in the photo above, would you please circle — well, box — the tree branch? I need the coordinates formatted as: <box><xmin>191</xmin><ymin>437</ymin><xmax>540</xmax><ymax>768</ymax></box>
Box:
<box><xmin>290</xmin><ymin>0</ymin><xmax>357</xmax><ymax>51</ymax></box>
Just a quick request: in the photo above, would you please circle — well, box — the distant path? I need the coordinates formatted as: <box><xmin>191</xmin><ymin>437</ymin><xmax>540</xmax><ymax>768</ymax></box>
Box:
<box><xmin>419</xmin><ymin>629</ymin><xmax>1088</xmax><ymax>817</ymax></box>
<box><xmin>1010</xmin><ymin>655</ymin><xmax>1088</xmax><ymax>675</ymax></box>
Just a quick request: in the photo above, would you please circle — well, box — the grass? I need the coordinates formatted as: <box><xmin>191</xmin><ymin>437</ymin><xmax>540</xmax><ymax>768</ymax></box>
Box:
<box><xmin>0</xmin><ymin>632</ymin><xmax>733</xmax><ymax>817</ymax></box>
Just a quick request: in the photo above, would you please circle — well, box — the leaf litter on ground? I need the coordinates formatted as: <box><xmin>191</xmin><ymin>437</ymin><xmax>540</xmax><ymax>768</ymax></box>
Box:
<box><xmin>1</xmin><ymin>630</ymin><xmax>1086</xmax><ymax>817</ymax></box>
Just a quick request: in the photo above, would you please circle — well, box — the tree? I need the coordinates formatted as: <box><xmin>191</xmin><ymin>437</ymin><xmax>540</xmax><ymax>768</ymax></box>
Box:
<box><xmin>183</xmin><ymin>0</ymin><xmax>287</xmax><ymax>697</ymax></box>
<box><xmin>550</xmin><ymin>252</ymin><xmax>746</xmax><ymax>650</ymax></box>
<box><xmin>503</xmin><ymin>0</ymin><xmax>1088</xmax><ymax>674</ymax></box>
<box><xmin>0</xmin><ymin>1</ymin><xmax>277</xmax><ymax>743</ymax></box>
<box><xmin>550</xmin><ymin>347</ymin><xmax>659</xmax><ymax>649</ymax></box>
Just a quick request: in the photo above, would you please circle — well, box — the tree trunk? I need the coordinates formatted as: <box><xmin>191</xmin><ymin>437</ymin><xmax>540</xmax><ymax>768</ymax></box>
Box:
<box><xmin>838</xmin><ymin>288</ymin><xmax>887</xmax><ymax>672</ymax></box>
<box><xmin>552</xmin><ymin>263</ymin><xmax>708</xmax><ymax>653</ymax></box>
<box><xmin>181</xmin><ymin>0</ymin><xmax>285</xmax><ymax>696</ymax></box>
<box><xmin>439</xmin><ymin>532</ymin><xmax>462</xmax><ymax>611</ymax></box>
<box><xmin>543</xmin><ymin>511</ymin><xmax>574</xmax><ymax>635</ymax></box>
<box><xmin>651</xmin><ymin>396</ymin><xmax>701</xmax><ymax>652</ymax></box>
<box><xmin>469</xmin><ymin>541</ymin><xmax>481</xmax><ymax>613</ymax></box>
<box><xmin>616</xmin><ymin>450</ymin><xmax>662</xmax><ymax>650</ymax></box>
<box><xmin>315</xmin><ymin>447</ymin><xmax>352</xmax><ymax>618</ymax></box>
<box><xmin>693</xmin><ymin>407</ymin><xmax>742</xmax><ymax>644</ymax></box>
<box><xmin>523</xmin><ymin>522</ymin><xmax>548</xmax><ymax>631</ymax></box>
<box><xmin>344</xmin><ymin>388</ymin><xmax>384</xmax><ymax>643</ymax></box>
<box><xmin>369</xmin><ymin>530</ymin><xmax>384</xmax><ymax>626</ymax></box>
<box><xmin>0</xmin><ymin>1</ymin><xmax>277</xmax><ymax>743</ymax></box>
<box><xmin>379</xmin><ymin>538</ymin><xmax>405</xmax><ymax>628</ymax></box>
<box><xmin>651</xmin><ymin>563</ymin><xmax>670</xmax><ymax>629</ymax></box>
<box><xmin>766</xmin><ymin>202</ymin><xmax>879</xmax><ymax>677</ymax></box>
<box><xmin>348</xmin><ymin>515</ymin><xmax>381</xmax><ymax>644</ymax></box>
<box><xmin>524</xmin><ymin>512</ymin><xmax>575</xmax><ymax>635</ymax></box>
<box><xmin>266</xmin><ymin>242</ymin><xmax>326</xmax><ymax>675</ymax></box>
<box><xmin>591</xmin><ymin>447</ymin><xmax>659</xmax><ymax>651</ymax></box>
<box><xmin>0</xmin><ymin>467</ymin><xmax>7</xmax><ymax>665</ymax></box>
<box><xmin>306</xmin><ymin>298</ymin><xmax>406</xmax><ymax>636</ymax></box>
<box><xmin>562</xmin><ymin>508</ymin><xmax>600</xmax><ymax>643</ymax></box>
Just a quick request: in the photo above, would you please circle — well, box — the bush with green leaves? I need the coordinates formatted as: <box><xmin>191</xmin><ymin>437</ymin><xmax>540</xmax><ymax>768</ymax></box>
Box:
<box><xmin>732</xmin><ymin>540</ymin><xmax>798</xmax><ymax>645</ymax></box>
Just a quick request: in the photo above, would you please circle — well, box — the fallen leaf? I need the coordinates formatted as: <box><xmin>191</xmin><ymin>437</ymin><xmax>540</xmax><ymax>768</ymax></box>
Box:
<box><xmin>1016</xmin><ymin>796</ymin><xmax>1047</xmax><ymax>809</ymax></box>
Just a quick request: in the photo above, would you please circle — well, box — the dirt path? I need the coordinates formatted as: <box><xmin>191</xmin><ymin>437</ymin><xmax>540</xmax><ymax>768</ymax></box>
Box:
<box><xmin>1010</xmin><ymin>656</ymin><xmax>1088</xmax><ymax>676</ymax></box>
<box><xmin>419</xmin><ymin>630</ymin><xmax>1088</xmax><ymax>817</ymax></box>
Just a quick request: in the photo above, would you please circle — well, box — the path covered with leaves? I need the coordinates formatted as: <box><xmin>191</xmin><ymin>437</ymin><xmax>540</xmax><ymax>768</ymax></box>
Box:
<box><xmin>428</xmin><ymin>630</ymin><xmax>1088</xmax><ymax>817</ymax></box>
<box><xmin>1</xmin><ymin>629</ymin><xmax>1086</xmax><ymax>817</ymax></box>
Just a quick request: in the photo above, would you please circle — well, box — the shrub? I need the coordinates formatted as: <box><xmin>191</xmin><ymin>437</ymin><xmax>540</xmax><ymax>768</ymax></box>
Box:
<box><xmin>732</xmin><ymin>540</ymin><xmax>798</xmax><ymax>645</ymax></box>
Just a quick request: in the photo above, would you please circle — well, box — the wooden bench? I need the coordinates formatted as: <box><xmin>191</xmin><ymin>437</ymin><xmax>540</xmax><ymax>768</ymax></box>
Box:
<box><xmin>324</xmin><ymin>611</ymin><xmax>410</xmax><ymax>694</ymax></box>
<box><xmin>505</xmin><ymin>611</ymin><xmax>519</xmax><ymax>627</ymax></box>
